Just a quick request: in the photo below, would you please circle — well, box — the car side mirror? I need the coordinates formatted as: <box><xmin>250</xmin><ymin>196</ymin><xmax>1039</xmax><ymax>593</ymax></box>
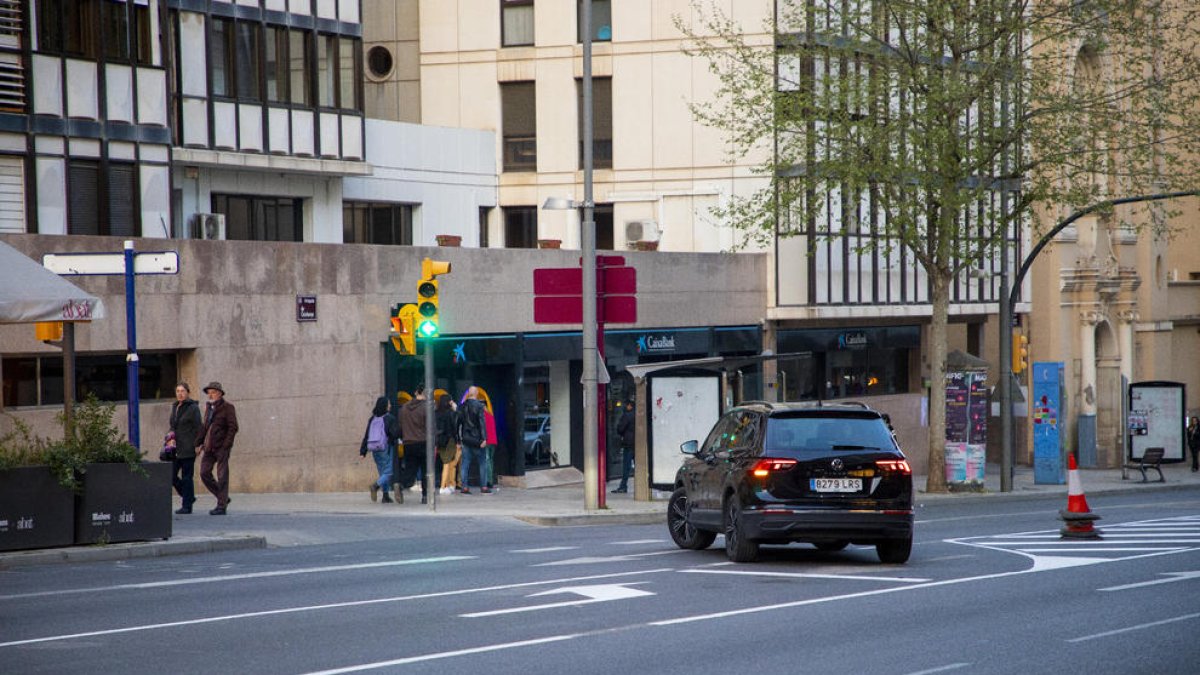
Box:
<box><xmin>680</xmin><ymin>440</ymin><xmax>699</xmax><ymax>455</ymax></box>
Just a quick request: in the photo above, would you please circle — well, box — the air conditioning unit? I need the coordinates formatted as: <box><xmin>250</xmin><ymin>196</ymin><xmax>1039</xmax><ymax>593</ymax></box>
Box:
<box><xmin>625</xmin><ymin>220</ymin><xmax>661</xmax><ymax>244</ymax></box>
<box><xmin>191</xmin><ymin>213</ymin><xmax>226</xmax><ymax>240</ymax></box>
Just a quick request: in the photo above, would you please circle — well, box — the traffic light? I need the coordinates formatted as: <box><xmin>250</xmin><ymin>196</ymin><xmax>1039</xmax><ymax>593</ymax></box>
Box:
<box><xmin>1012</xmin><ymin>331</ymin><xmax>1029</xmax><ymax>374</ymax></box>
<box><xmin>390</xmin><ymin>304</ymin><xmax>416</xmax><ymax>355</ymax></box>
<box><xmin>415</xmin><ymin>258</ymin><xmax>451</xmax><ymax>338</ymax></box>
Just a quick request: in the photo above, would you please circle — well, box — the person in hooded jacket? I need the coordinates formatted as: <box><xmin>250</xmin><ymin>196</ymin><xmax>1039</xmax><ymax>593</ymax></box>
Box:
<box><xmin>398</xmin><ymin>385</ymin><xmax>431</xmax><ymax>503</ymax></box>
<box><xmin>170</xmin><ymin>382</ymin><xmax>203</xmax><ymax>514</ymax></box>
<box><xmin>360</xmin><ymin>396</ymin><xmax>400</xmax><ymax>503</ymax></box>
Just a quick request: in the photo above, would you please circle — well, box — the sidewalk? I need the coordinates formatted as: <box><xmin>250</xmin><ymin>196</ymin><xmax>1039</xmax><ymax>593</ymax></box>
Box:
<box><xmin>3</xmin><ymin>461</ymin><xmax>1198</xmax><ymax>569</ymax></box>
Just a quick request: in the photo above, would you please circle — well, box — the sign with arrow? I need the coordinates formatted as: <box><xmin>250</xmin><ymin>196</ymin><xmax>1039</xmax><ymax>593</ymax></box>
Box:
<box><xmin>460</xmin><ymin>583</ymin><xmax>654</xmax><ymax>618</ymax></box>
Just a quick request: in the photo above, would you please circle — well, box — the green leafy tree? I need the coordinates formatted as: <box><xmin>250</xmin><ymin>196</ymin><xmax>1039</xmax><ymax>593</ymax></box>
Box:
<box><xmin>681</xmin><ymin>0</ymin><xmax>1200</xmax><ymax>491</ymax></box>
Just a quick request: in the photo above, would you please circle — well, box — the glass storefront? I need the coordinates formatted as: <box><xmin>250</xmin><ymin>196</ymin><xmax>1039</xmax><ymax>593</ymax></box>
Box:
<box><xmin>777</xmin><ymin>326</ymin><xmax>918</xmax><ymax>401</ymax></box>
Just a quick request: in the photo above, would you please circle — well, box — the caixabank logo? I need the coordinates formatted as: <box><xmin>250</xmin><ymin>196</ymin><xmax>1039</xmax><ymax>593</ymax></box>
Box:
<box><xmin>636</xmin><ymin>334</ymin><xmax>676</xmax><ymax>354</ymax></box>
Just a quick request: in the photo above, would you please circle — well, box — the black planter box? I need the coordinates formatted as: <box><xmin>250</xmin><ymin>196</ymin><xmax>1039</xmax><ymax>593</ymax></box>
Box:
<box><xmin>74</xmin><ymin>462</ymin><xmax>173</xmax><ymax>545</ymax></box>
<box><xmin>0</xmin><ymin>466</ymin><xmax>75</xmax><ymax>552</ymax></box>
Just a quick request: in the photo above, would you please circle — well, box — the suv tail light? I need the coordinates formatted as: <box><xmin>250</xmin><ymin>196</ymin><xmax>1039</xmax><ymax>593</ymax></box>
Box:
<box><xmin>752</xmin><ymin>458</ymin><xmax>797</xmax><ymax>477</ymax></box>
<box><xmin>875</xmin><ymin>459</ymin><xmax>912</xmax><ymax>475</ymax></box>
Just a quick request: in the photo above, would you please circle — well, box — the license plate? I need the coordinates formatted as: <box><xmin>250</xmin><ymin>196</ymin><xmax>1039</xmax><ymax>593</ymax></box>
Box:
<box><xmin>810</xmin><ymin>478</ymin><xmax>862</xmax><ymax>493</ymax></box>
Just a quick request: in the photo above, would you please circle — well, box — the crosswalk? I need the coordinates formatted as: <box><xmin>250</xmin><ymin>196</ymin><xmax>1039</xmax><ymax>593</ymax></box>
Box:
<box><xmin>948</xmin><ymin>515</ymin><xmax>1200</xmax><ymax>569</ymax></box>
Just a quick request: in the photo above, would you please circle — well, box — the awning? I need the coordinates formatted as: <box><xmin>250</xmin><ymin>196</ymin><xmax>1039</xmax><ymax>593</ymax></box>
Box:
<box><xmin>0</xmin><ymin>240</ymin><xmax>105</xmax><ymax>323</ymax></box>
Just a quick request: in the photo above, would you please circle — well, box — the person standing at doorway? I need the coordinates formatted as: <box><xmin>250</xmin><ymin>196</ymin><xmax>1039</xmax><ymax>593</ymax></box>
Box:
<box><xmin>458</xmin><ymin>387</ymin><xmax>488</xmax><ymax>494</ymax></box>
<box><xmin>398</xmin><ymin>385</ymin><xmax>431</xmax><ymax>504</ymax></box>
<box><xmin>611</xmin><ymin>400</ymin><xmax>635</xmax><ymax>494</ymax></box>
<box><xmin>169</xmin><ymin>382</ymin><xmax>202</xmax><ymax>514</ymax></box>
<box><xmin>1187</xmin><ymin>416</ymin><xmax>1199</xmax><ymax>472</ymax></box>
<box><xmin>197</xmin><ymin>382</ymin><xmax>238</xmax><ymax>515</ymax></box>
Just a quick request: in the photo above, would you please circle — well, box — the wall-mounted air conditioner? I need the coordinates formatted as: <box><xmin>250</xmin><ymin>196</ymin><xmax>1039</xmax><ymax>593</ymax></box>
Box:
<box><xmin>191</xmin><ymin>213</ymin><xmax>226</xmax><ymax>240</ymax></box>
<box><xmin>625</xmin><ymin>220</ymin><xmax>661</xmax><ymax>246</ymax></box>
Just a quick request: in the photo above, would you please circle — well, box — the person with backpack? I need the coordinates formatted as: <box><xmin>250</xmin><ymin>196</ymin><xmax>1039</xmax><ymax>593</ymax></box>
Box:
<box><xmin>458</xmin><ymin>386</ymin><xmax>489</xmax><ymax>494</ymax></box>
<box><xmin>360</xmin><ymin>396</ymin><xmax>399</xmax><ymax>503</ymax></box>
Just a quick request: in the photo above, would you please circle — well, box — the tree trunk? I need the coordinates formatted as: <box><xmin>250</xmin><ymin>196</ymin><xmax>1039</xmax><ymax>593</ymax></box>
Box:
<box><xmin>924</xmin><ymin>271</ymin><xmax>951</xmax><ymax>493</ymax></box>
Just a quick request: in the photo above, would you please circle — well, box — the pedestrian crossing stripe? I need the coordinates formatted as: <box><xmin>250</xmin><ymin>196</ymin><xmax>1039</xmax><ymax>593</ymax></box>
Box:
<box><xmin>946</xmin><ymin>515</ymin><xmax>1200</xmax><ymax>568</ymax></box>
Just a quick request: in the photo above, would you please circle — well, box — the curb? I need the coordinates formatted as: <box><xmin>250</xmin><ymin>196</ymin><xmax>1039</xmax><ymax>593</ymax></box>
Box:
<box><xmin>516</xmin><ymin>512</ymin><xmax>666</xmax><ymax>527</ymax></box>
<box><xmin>0</xmin><ymin>535</ymin><xmax>267</xmax><ymax>570</ymax></box>
<box><xmin>913</xmin><ymin>481</ymin><xmax>1200</xmax><ymax>507</ymax></box>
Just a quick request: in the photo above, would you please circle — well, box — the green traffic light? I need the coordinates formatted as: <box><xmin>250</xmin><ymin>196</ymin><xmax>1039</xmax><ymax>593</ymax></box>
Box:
<box><xmin>417</xmin><ymin>320</ymin><xmax>438</xmax><ymax>337</ymax></box>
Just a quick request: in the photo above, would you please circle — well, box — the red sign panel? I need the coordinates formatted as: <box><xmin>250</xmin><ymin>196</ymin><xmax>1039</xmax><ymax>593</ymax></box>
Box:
<box><xmin>533</xmin><ymin>266</ymin><xmax>636</xmax><ymax>296</ymax></box>
<box><xmin>599</xmin><ymin>266</ymin><xmax>636</xmax><ymax>294</ymax></box>
<box><xmin>534</xmin><ymin>295</ymin><xmax>637</xmax><ymax>324</ymax></box>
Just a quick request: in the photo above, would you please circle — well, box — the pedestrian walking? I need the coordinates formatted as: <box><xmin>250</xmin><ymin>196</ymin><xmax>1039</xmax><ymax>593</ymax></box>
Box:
<box><xmin>482</xmin><ymin>398</ymin><xmax>498</xmax><ymax>493</ymax></box>
<box><xmin>435</xmin><ymin>394</ymin><xmax>460</xmax><ymax>495</ymax></box>
<box><xmin>611</xmin><ymin>399</ymin><xmax>635</xmax><ymax>493</ymax></box>
<box><xmin>169</xmin><ymin>382</ymin><xmax>203</xmax><ymax>514</ymax></box>
<box><xmin>196</xmin><ymin>381</ymin><xmax>238</xmax><ymax>515</ymax></box>
<box><xmin>398</xmin><ymin>385</ymin><xmax>431</xmax><ymax>504</ymax></box>
<box><xmin>458</xmin><ymin>386</ymin><xmax>488</xmax><ymax>494</ymax></box>
<box><xmin>1187</xmin><ymin>416</ymin><xmax>1200</xmax><ymax>472</ymax></box>
<box><xmin>360</xmin><ymin>396</ymin><xmax>400</xmax><ymax>503</ymax></box>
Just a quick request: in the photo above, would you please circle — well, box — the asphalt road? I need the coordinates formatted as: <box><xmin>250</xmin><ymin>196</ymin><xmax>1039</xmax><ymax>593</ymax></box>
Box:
<box><xmin>3</xmin><ymin>491</ymin><xmax>1200</xmax><ymax>674</ymax></box>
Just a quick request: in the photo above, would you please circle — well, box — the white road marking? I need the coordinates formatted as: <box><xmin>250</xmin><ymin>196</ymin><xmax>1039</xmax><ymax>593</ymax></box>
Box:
<box><xmin>681</xmin><ymin>569</ymin><xmax>931</xmax><ymax>583</ymax></box>
<box><xmin>903</xmin><ymin>664</ymin><xmax>972</xmax><ymax>675</ymax></box>
<box><xmin>609</xmin><ymin>539</ymin><xmax>666</xmax><ymax>546</ymax></box>
<box><xmin>301</xmin><ymin>634</ymin><xmax>581</xmax><ymax>674</ymax></box>
<box><xmin>460</xmin><ymin>583</ymin><xmax>655</xmax><ymax>618</ymax></box>
<box><xmin>1099</xmin><ymin>571</ymin><xmax>1200</xmax><ymax>592</ymax></box>
<box><xmin>509</xmin><ymin>546</ymin><xmax>578</xmax><ymax>554</ymax></box>
<box><xmin>533</xmin><ymin>549</ymin><xmax>690</xmax><ymax>566</ymax></box>
<box><xmin>1066</xmin><ymin>612</ymin><xmax>1200</xmax><ymax>643</ymax></box>
<box><xmin>948</xmin><ymin>515</ymin><xmax>1200</xmax><ymax>567</ymax></box>
<box><xmin>0</xmin><ymin>568</ymin><xmax>673</xmax><ymax>649</ymax></box>
<box><xmin>1018</xmin><ymin>548</ymin><xmax>1188</xmax><ymax>553</ymax></box>
<box><xmin>0</xmin><ymin>556</ymin><xmax>477</xmax><ymax>601</ymax></box>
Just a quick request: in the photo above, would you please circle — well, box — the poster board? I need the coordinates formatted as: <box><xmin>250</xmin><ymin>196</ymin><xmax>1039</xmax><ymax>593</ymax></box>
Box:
<box><xmin>944</xmin><ymin>371</ymin><xmax>987</xmax><ymax>486</ymax></box>
<box><xmin>649</xmin><ymin>375</ymin><xmax>720</xmax><ymax>489</ymax></box>
<box><xmin>1032</xmin><ymin>362</ymin><xmax>1066</xmax><ymax>485</ymax></box>
<box><xmin>1128</xmin><ymin>381</ymin><xmax>1186</xmax><ymax>462</ymax></box>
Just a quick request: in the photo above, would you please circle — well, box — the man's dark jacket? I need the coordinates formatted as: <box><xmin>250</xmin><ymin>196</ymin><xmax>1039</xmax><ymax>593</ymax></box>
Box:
<box><xmin>198</xmin><ymin>399</ymin><xmax>239</xmax><ymax>454</ymax></box>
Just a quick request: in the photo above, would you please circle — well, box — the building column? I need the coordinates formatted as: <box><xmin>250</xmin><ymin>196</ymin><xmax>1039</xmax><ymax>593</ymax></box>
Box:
<box><xmin>1078</xmin><ymin>310</ymin><xmax>1102</xmax><ymax>466</ymax></box>
<box><xmin>1117</xmin><ymin>310</ymin><xmax>1138</xmax><ymax>386</ymax></box>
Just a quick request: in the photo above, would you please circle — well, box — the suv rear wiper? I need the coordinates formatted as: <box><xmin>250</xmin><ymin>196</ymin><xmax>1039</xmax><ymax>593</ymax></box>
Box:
<box><xmin>831</xmin><ymin>445</ymin><xmax>878</xmax><ymax>451</ymax></box>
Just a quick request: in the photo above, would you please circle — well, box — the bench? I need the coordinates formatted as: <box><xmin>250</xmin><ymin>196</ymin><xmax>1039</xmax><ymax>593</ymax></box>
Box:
<box><xmin>1122</xmin><ymin>447</ymin><xmax>1166</xmax><ymax>483</ymax></box>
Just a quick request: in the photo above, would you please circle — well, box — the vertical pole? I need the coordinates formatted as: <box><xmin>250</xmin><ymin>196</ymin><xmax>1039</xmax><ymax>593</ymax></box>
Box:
<box><xmin>597</xmin><ymin>264</ymin><xmax>607</xmax><ymax>508</ymax></box>
<box><xmin>124</xmin><ymin>241</ymin><xmax>141</xmax><ymax>449</ymax></box>
<box><xmin>998</xmin><ymin>91</ymin><xmax>1013</xmax><ymax>493</ymax></box>
<box><xmin>425</xmin><ymin>337</ymin><xmax>436</xmax><ymax>511</ymax></box>
<box><xmin>581</xmin><ymin>0</ymin><xmax>599</xmax><ymax>510</ymax></box>
<box><xmin>63</xmin><ymin>322</ymin><xmax>76</xmax><ymax>436</ymax></box>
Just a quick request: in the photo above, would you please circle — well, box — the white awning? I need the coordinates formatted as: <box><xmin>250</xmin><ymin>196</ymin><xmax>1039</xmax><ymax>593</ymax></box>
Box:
<box><xmin>0</xmin><ymin>240</ymin><xmax>105</xmax><ymax>323</ymax></box>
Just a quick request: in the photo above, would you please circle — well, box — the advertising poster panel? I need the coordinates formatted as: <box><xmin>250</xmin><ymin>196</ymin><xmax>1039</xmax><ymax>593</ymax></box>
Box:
<box><xmin>1128</xmin><ymin>382</ymin><xmax>1186</xmax><ymax>462</ymax></box>
<box><xmin>1032</xmin><ymin>362</ymin><xmax>1066</xmax><ymax>485</ymax></box>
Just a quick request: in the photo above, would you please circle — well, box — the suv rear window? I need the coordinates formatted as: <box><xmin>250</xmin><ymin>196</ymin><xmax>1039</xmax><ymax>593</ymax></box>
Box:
<box><xmin>763</xmin><ymin>414</ymin><xmax>897</xmax><ymax>458</ymax></box>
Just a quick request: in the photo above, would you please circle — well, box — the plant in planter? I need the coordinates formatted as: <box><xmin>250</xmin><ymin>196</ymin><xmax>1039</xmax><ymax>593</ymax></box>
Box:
<box><xmin>45</xmin><ymin>396</ymin><xmax>173</xmax><ymax>545</ymax></box>
<box><xmin>0</xmin><ymin>416</ymin><xmax>73</xmax><ymax>551</ymax></box>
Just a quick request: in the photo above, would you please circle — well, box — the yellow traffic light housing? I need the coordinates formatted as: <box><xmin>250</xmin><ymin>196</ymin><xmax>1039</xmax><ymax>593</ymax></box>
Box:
<box><xmin>35</xmin><ymin>321</ymin><xmax>63</xmax><ymax>342</ymax></box>
<box><xmin>1012</xmin><ymin>332</ymin><xmax>1029</xmax><ymax>374</ymax></box>
<box><xmin>415</xmin><ymin>258</ymin><xmax>451</xmax><ymax>338</ymax></box>
<box><xmin>390</xmin><ymin>304</ymin><xmax>417</xmax><ymax>355</ymax></box>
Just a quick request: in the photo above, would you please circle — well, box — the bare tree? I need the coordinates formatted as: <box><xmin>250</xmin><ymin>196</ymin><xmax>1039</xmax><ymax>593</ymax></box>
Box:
<box><xmin>681</xmin><ymin>0</ymin><xmax>1200</xmax><ymax>491</ymax></box>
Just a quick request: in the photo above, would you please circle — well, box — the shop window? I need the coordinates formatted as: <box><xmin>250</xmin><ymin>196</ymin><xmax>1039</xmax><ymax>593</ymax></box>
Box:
<box><xmin>343</xmin><ymin>201</ymin><xmax>414</xmax><ymax>245</ymax></box>
<box><xmin>577</xmin><ymin>0</ymin><xmax>612</xmax><ymax>42</ymax></box>
<box><xmin>504</xmin><ymin>206</ymin><xmax>537</xmax><ymax>249</ymax></box>
<box><xmin>577</xmin><ymin>77</ymin><xmax>612</xmax><ymax>169</ymax></box>
<box><xmin>213</xmin><ymin>194</ymin><xmax>302</xmax><ymax>242</ymax></box>
<box><xmin>3</xmin><ymin>353</ymin><xmax>180</xmax><ymax>408</ymax></box>
<box><xmin>501</xmin><ymin>0</ymin><xmax>534</xmax><ymax>47</ymax></box>
<box><xmin>502</xmin><ymin>82</ymin><xmax>536</xmax><ymax>171</ymax></box>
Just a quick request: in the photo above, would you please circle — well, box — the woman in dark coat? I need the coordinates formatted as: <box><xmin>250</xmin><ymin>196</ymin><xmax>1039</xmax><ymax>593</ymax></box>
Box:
<box><xmin>170</xmin><ymin>382</ymin><xmax>203</xmax><ymax>514</ymax></box>
<box><xmin>435</xmin><ymin>394</ymin><xmax>460</xmax><ymax>494</ymax></box>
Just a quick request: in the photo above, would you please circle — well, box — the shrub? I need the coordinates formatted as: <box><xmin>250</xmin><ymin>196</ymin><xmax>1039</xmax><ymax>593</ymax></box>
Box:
<box><xmin>0</xmin><ymin>416</ymin><xmax>50</xmax><ymax>470</ymax></box>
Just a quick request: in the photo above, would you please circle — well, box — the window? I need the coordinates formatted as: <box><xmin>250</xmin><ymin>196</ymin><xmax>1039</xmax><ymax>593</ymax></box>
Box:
<box><xmin>593</xmin><ymin>204</ymin><xmax>613</xmax><ymax>250</ymax></box>
<box><xmin>338</xmin><ymin>36</ymin><xmax>360</xmax><ymax>111</ymax></box>
<box><xmin>3</xmin><ymin>353</ymin><xmax>179</xmax><ymax>407</ymax></box>
<box><xmin>37</xmin><ymin>0</ymin><xmax>98</xmax><ymax>58</ymax></box>
<box><xmin>213</xmin><ymin>194</ymin><xmax>302</xmax><ymax>242</ymax></box>
<box><xmin>479</xmin><ymin>206</ymin><xmax>492</xmax><ymax>247</ymax></box>
<box><xmin>342</xmin><ymin>202</ymin><xmax>414</xmax><ymax>245</ymax></box>
<box><xmin>235</xmin><ymin>22</ymin><xmax>261</xmax><ymax>101</ymax></box>
<box><xmin>68</xmin><ymin>160</ymin><xmax>100</xmax><ymax>236</ymax></box>
<box><xmin>577</xmin><ymin>77</ymin><xmax>612</xmax><ymax>169</ymax></box>
<box><xmin>107</xmin><ymin>163</ymin><xmax>136</xmax><ymax>237</ymax></box>
<box><xmin>502</xmin><ymin>82</ymin><xmax>536</xmax><ymax>171</ymax></box>
<box><xmin>504</xmin><ymin>206</ymin><xmax>537</xmax><ymax>248</ymax></box>
<box><xmin>66</xmin><ymin>160</ymin><xmax>138</xmax><ymax>237</ymax></box>
<box><xmin>577</xmin><ymin>0</ymin><xmax>611</xmax><ymax>43</ymax></box>
<box><xmin>266</xmin><ymin>27</ymin><xmax>288</xmax><ymax>103</ymax></box>
<box><xmin>289</xmin><ymin>30</ymin><xmax>311</xmax><ymax>106</ymax></box>
<box><xmin>501</xmin><ymin>0</ymin><xmax>534</xmax><ymax>47</ymax></box>
<box><xmin>210</xmin><ymin>18</ymin><xmax>233</xmax><ymax>98</ymax></box>
<box><xmin>367</xmin><ymin>46</ymin><xmax>393</xmax><ymax>79</ymax></box>
<box><xmin>102</xmin><ymin>0</ymin><xmax>130</xmax><ymax>61</ymax></box>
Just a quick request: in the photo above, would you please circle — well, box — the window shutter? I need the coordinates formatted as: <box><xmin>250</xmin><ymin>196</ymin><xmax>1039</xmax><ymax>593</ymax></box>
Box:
<box><xmin>68</xmin><ymin>161</ymin><xmax>100</xmax><ymax>236</ymax></box>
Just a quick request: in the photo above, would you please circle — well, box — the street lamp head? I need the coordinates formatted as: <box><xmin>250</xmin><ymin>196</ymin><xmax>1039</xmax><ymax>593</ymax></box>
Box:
<box><xmin>542</xmin><ymin>196</ymin><xmax>593</xmax><ymax>210</ymax></box>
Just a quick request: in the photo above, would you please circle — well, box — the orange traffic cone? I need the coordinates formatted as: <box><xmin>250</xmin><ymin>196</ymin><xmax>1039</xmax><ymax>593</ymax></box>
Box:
<box><xmin>1060</xmin><ymin>454</ymin><xmax>1102</xmax><ymax>539</ymax></box>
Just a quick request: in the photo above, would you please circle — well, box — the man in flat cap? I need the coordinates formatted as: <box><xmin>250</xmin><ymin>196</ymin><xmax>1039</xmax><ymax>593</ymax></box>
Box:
<box><xmin>196</xmin><ymin>382</ymin><xmax>239</xmax><ymax>515</ymax></box>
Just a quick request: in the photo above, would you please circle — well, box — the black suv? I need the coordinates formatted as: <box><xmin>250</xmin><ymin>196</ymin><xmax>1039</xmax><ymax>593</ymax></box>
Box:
<box><xmin>667</xmin><ymin>401</ymin><xmax>913</xmax><ymax>563</ymax></box>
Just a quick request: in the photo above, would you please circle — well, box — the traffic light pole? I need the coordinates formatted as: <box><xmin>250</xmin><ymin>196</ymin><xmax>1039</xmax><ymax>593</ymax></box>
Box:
<box><xmin>424</xmin><ymin>336</ymin><xmax>436</xmax><ymax>511</ymax></box>
<box><xmin>581</xmin><ymin>0</ymin><xmax>600</xmax><ymax>511</ymax></box>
